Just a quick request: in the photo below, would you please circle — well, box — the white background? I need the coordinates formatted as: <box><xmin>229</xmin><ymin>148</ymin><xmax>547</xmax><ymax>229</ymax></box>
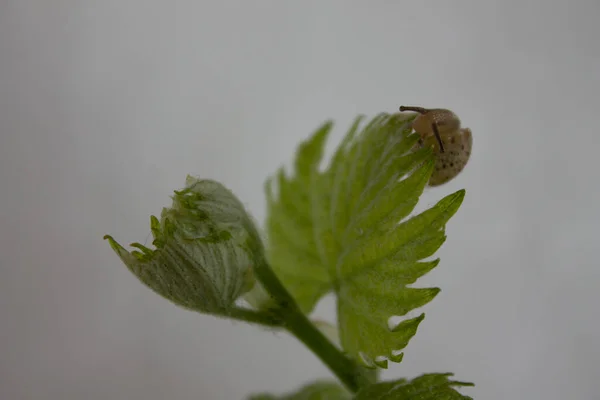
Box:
<box><xmin>1</xmin><ymin>1</ymin><xmax>599</xmax><ymax>399</ymax></box>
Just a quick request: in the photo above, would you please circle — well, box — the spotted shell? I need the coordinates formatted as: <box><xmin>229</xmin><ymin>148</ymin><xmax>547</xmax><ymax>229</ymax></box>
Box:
<box><xmin>417</xmin><ymin>127</ymin><xmax>472</xmax><ymax>186</ymax></box>
<box><xmin>401</xmin><ymin>106</ymin><xmax>472</xmax><ymax>186</ymax></box>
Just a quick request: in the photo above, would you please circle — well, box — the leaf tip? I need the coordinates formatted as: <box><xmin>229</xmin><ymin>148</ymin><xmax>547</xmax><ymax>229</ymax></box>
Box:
<box><xmin>103</xmin><ymin>234</ymin><xmax>124</xmax><ymax>253</ymax></box>
<box><xmin>453</xmin><ymin>188</ymin><xmax>467</xmax><ymax>203</ymax></box>
<box><xmin>374</xmin><ymin>358</ymin><xmax>388</xmax><ymax>369</ymax></box>
<box><xmin>391</xmin><ymin>312</ymin><xmax>425</xmax><ymax>333</ymax></box>
<box><xmin>389</xmin><ymin>352</ymin><xmax>404</xmax><ymax>363</ymax></box>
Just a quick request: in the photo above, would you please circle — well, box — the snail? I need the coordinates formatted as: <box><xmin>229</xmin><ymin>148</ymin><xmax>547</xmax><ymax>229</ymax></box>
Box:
<box><xmin>399</xmin><ymin>106</ymin><xmax>472</xmax><ymax>186</ymax></box>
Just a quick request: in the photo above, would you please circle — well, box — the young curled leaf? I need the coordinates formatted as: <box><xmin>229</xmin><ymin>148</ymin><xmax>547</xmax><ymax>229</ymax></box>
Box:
<box><xmin>354</xmin><ymin>373</ymin><xmax>474</xmax><ymax>400</ymax></box>
<box><xmin>104</xmin><ymin>176</ymin><xmax>264</xmax><ymax>314</ymax></box>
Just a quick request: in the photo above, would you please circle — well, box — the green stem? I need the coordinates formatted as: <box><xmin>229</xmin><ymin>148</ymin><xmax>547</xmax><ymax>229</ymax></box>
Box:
<box><xmin>253</xmin><ymin>259</ymin><xmax>371</xmax><ymax>393</ymax></box>
<box><xmin>221</xmin><ymin>307</ymin><xmax>284</xmax><ymax>328</ymax></box>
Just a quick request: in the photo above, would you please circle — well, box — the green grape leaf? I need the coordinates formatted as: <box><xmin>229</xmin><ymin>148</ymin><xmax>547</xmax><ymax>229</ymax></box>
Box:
<box><xmin>354</xmin><ymin>373</ymin><xmax>474</xmax><ymax>400</ymax></box>
<box><xmin>253</xmin><ymin>112</ymin><xmax>466</xmax><ymax>367</ymax></box>
<box><xmin>249</xmin><ymin>380</ymin><xmax>351</xmax><ymax>400</ymax></box>
<box><xmin>245</xmin><ymin>121</ymin><xmax>334</xmax><ymax>313</ymax></box>
<box><xmin>336</xmin><ymin>189</ymin><xmax>464</xmax><ymax>366</ymax></box>
<box><xmin>104</xmin><ymin>176</ymin><xmax>262</xmax><ymax>315</ymax></box>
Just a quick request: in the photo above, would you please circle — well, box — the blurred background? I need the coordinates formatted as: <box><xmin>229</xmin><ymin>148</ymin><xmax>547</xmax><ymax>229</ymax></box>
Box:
<box><xmin>1</xmin><ymin>1</ymin><xmax>599</xmax><ymax>399</ymax></box>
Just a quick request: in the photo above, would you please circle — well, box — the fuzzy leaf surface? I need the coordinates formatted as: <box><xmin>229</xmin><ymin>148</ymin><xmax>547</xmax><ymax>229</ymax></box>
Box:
<box><xmin>105</xmin><ymin>177</ymin><xmax>262</xmax><ymax>314</ymax></box>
